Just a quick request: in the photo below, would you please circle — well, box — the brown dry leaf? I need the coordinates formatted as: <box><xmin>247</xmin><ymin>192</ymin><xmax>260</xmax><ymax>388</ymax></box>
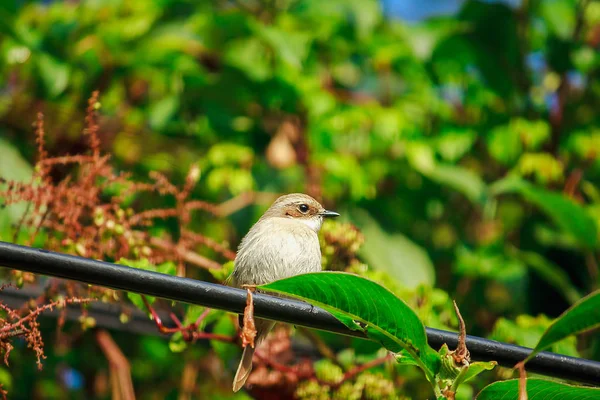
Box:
<box><xmin>266</xmin><ymin>121</ymin><xmax>297</xmax><ymax>169</ymax></box>
<box><xmin>241</xmin><ymin>289</ymin><xmax>257</xmax><ymax>348</ymax></box>
<box><xmin>451</xmin><ymin>300</ymin><xmax>470</xmax><ymax>365</ymax></box>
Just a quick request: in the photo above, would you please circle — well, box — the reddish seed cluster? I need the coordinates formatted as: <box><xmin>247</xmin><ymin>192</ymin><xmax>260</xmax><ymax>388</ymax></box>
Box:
<box><xmin>320</xmin><ymin>220</ymin><xmax>365</xmax><ymax>272</ymax></box>
<box><xmin>246</xmin><ymin>326</ymin><xmax>313</xmax><ymax>395</ymax></box>
<box><xmin>0</xmin><ymin>284</ymin><xmax>92</xmax><ymax>371</ymax></box>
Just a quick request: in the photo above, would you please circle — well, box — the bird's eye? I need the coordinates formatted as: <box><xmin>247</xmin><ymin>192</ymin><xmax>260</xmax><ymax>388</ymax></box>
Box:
<box><xmin>298</xmin><ymin>204</ymin><xmax>309</xmax><ymax>213</ymax></box>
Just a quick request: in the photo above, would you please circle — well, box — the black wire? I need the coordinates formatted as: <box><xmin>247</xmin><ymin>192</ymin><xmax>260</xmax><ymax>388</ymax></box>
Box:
<box><xmin>0</xmin><ymin>240</ymin><xmax>599</xmax><ymax>385</ymax></box>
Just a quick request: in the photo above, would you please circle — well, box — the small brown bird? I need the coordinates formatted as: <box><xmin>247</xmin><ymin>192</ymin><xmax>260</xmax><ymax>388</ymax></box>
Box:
<box><xmin>227</xmin><ymin>193</ymin><xmax>339</xmax><ymax>392</ymax></box>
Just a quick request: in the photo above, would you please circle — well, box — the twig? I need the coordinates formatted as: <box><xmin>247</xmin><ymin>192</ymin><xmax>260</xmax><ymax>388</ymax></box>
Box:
<box><xmin>585</xmin><ymin>252</ymin><xmax>599</xmax><ymax>290</ymax></box>
<box><xmin>516</xmin><ymin>361</ymin><xmax>528</xmax><ymax>400</ymax></box>
<box><xmin>332</xmin><ymin>353</ymin><xmax>394</xmax><ymax>389</ymax></box>
<box><xmin>178</xmin><ymin>361</ymin><xmax>199</xmax><ymax>400</ymax></box>
<box><xmin>149</xmin><ymin>237</ymin><xmax>222</xmax><ymax>270</ymax></box>
<box><xmin>254</xmin><ymin>350</ymin><xmax>299</xmax><ymax>374</ymax></box>
<box><xmin>563</xmin><ymin>169</ymin><xmax>583</xmax><ymax>198</ymax></box>
<box><xmin>96</xmin><ymin>329</ymin><xmax>136</xmax><ymax>400</ymax></box>
<box><xmin>254</xmin><ymin>350</ymin><xmax>393</xmax><ymax>389</ymax></box>
<box><xmin>181</xmin><ymin>229</ymin><xmax>236</xmax><ymax>260</ymax></box>
<box><xmin>141</xmin><ymin>296</ymin><xmax>235</xmax><ymax>343</ymax></box>
<box><xmin>214</xmin><ymin>192</ymin><xmax>279</xmax><ymax>217</ymax></box>
<box><xmin>297</xmin><ymin>327</ymin><xmax>340</xmax><ymax>366</ymax></box>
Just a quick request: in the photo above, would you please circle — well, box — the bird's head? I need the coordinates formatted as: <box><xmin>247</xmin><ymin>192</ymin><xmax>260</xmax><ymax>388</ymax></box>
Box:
<box><xmin>261</xmin><ymin>193</ymin><xmax>339</xmax><ymax>232</ymax></box>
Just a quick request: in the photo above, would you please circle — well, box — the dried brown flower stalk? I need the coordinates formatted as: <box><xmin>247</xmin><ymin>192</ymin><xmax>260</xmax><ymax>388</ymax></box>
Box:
<box><xmin>0</xmin><ymin>284</ymin><xmax>92</xmax><ymax>370</ymax></box>
<box><xmin>0</xmin><ymin>92</ymin><xmax>234</xmax><ymax>278</ymax></box>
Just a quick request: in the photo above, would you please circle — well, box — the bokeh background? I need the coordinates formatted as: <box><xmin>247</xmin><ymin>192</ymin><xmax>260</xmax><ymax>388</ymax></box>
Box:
<box><xmin>1</xmin><ymin>0</ymin><xmax>599</xmax><ymax>399</ymax></box>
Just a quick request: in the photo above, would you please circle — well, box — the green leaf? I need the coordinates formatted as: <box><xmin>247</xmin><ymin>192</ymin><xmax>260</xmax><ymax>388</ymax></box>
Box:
<box><xmin>436</xmin><ymin>343</ymin><xmax>496</xmax><ymax>397</ymax></box>
<box><xmin>455</xmin><ymin>246</ymin><xmax>526</xmax><ymax>281</ymax></box>
<box><xmin>435</xmin><ymin>129</ymin><xmax>477</xmax><ymax>162</ymax></box>
<box><xmin>0</xmin><ymin>138</ymin><xmax>32</xmax><ymax>182</ymax></box>
<box><xmin>540</xmin><ymin>0</ymin><xmax>576</xmax><ymax>40</ymax></box>
<box><xmin>406</xmin><ymin>20</ymin><xmax>470</xmax><ymax>61</ymax></box>
<box><xmin>224</xmin><ymin>37</ymin><xmax>271</xmax><ymax>81</ymax></box>
<box><xmin>490</xmin><ymin>315</ymin><xmax>579</xmax><ymax>358</ymax></box>
<box><xmin>353</xmin><ymin>209</ymin><xmax>435</xmax><ymax>288</ymax></box>
<box><xmin>346</xmin><ymin>0</ymin><xmax>380</xmax><ymax>39</ymax></box>
<box><xmin>36</xmin><ymin>53</ymin><xmax>70</xmax><ymax>97</ymax></box>
<box><xmin>211</xmin><ymin>314</ymin><xmax>238</xmax><ymax>363</ymax></box>
<box><xmin>509</xmin><ymin>247</ymin><xmax>581</xmax><ymax>305</ymax></box>
<box><xmin>252</xmin><ymin>23</ymin><xmax>311</xmax><ymax>70</ymax></box>
<box><xmin>0</xmin><ymin>367</ymin><xmax>12</xmax><ymax>390</ymax></box>
<box><xmin>259</xmin><ymin>272</ymin><xmax>441</xmax><ymax>381</ymax></box>
<box><xmin>477</xmin><ymin>379</ymin><xmax>600</xmax><ymax>400</ymax></box>
<box><xmin>491</xmin><ymin>177</ymin><xmax>598</xmax><ymax>249</ymax></box>
<box><xmin>118</xmin><ymin>259</ymin><xmax>176</xmax><ymax>310</ymax></box>
<box><xmin>0</xmin><ymin>138</ymin><xmax>33</xmax><ymax>227</ymax></box>
<box><xmin>422</xmin><ymin>164</ymin><xmax>487</xmax><ymax>204</ymax></box>
<box><xmin>406</xmin><ymin>141</ymin><xmax>486</xmax><ymax>204</ymax></box>
<box><xmin>169</xmin><ymin>332</ymin><xmax>187</xmax><ymax>353</ymax></box>
<box><xmin>525</xmin><ymin>290</ymin><xmax>600</xmax><ymax>363</ymax></box>
<box><xmin>437</xmin><ymin>344</ymin><xmax>496</xmax><ymax>386</ymax></box>
<box><xmin>457</xmin><ymin>361</ymin><xmax>497</xmax><ymax>385</ymax></box>
<box><xmin>487</xmin><ymin>125</ymin><xmax>523</xmax><ymax>166</ymax></box>
<box><xmin>149</xmin><ymin>95</ymin><xmax>179</xmax><ymax>130</ymax></box>
<box><xmin>127</xmin><ymin>290</ymin><xmax>152</xmax><ymax>311</ymax></box>
<box><xmin>395</xmin><ymin>349</ymin><xmax>419</xmax><ymax>366</ymax></box>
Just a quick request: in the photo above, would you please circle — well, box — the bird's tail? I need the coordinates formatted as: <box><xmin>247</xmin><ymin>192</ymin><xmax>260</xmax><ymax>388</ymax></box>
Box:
<box><xmin>233</xmin><ymin>345</ymin><xmax>255</xmax><ymax>392</ymax></box>
<box><xmin>232</xmin><ymin>319</ymin><xmax>274</xmax><ymax>392</ymax></box>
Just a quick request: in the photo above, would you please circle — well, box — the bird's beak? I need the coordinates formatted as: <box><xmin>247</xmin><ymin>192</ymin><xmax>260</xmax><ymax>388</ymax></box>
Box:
<box><xmin>320</xmin><ymin>210</ymin><xmax>340</xmax><ymax>218</ymax></box>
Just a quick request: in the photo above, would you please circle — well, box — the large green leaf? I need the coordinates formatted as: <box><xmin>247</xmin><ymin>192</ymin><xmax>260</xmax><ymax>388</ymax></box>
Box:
<box><xmin>491</xmin><ymin>177</ymin><xmax>598</xmax><ymax>249</ymax></box>
<box><xmin>259</xmin><ymin>272</ymin><xmax>441</xmax><ymax>381</ymax></box>
<box><xmin>477</xmin><ymin>379</ymin><xmax>600</xmax><ymax>399</ymax></box>
<box><xmin>525</xmin><ymin>290</ymin><xmax>600</xmax><ymax>363</ymax></box>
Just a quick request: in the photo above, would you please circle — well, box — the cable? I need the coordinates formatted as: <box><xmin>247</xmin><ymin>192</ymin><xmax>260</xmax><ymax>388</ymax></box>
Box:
<box><xmin>0</xmin><ymin>240</ymin><xmax>598</xmax><ymax>384</ymax></box>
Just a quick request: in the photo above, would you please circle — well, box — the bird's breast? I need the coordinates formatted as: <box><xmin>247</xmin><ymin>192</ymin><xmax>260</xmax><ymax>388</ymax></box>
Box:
<box><xmin>230</xmin><ymin>218</ymin><xmax>322</xmax><ymax>287</ymax></box>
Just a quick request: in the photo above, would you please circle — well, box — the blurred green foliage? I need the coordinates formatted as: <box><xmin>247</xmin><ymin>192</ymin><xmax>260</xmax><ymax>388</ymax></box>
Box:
<box><xmin>1</xmin><ymin>0</ymin><xmax>600</xmax><ymax>398</ymax></box>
